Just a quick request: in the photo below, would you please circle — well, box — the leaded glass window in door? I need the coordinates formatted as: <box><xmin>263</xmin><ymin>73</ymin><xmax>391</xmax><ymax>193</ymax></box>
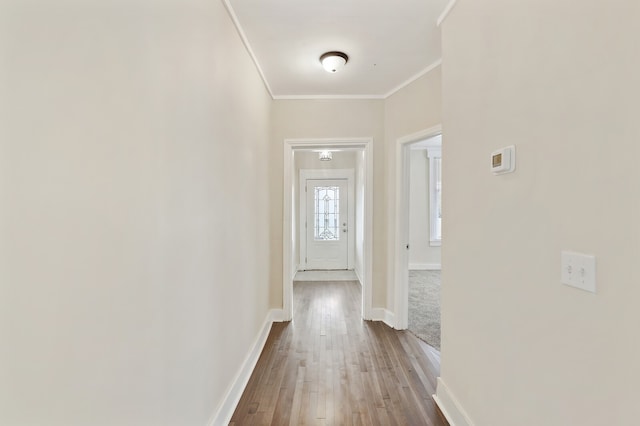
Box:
<box><xmin>314</xmin><ymin>186</ymin><xmax>340</xmax><ymax>241</ymax></box>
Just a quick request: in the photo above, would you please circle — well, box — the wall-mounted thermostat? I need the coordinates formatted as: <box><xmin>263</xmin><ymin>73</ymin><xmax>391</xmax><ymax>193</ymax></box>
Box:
<box><xmin>491</xmin><ymin>145</ymin><xmax>516</xmax><ymax>175</ymax></box>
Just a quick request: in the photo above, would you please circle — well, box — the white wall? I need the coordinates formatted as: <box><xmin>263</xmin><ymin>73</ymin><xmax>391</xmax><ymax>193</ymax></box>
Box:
<box><xmin>384</xmin><ymin>67</ymin><xmax>442</xmax><ymax>314</ymax></box>
<box><xmin>438</xmin><ymin>1</ymin><xmax>640</xmax><ymax>425</ymax></box>
<box><xmin>0</xmin><ymin>1</ymin><xmax>272</xmax><ymax>425</ymax></box>
<box><xmin>408</xmin><ymin>149</ymin><xmax>441</xmax><ymax>269</ymax></box>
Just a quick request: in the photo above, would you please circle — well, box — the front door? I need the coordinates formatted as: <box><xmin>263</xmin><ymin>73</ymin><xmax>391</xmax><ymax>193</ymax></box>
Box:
<box><xmin>305</xmin><ymin>179</ymin><xmax>348</xmax><ymax>269</ymax></box>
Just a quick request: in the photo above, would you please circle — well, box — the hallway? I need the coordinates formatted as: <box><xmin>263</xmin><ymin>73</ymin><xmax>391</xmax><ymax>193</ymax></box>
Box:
<box><xmin>231</xmin><ymin>281</ymin><xmax>447</xmax><ymax>425</ymax></box>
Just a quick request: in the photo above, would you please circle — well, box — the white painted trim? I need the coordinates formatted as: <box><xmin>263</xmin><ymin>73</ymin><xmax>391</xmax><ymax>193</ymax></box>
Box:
<box><xmin>394</xmin><ymin>126</ymin><xmax>442</xmax><ymax>330</ymax></box>
<box><xmin>426</xmin><ymin>146</ymin><xmax>443</xmax><ymax>245</ymax></box>
<box><xmin>437</xmin><ymin>0</ymin><xmax>459</xmax><ymax>27</ymax></box>
<box><xmin>354</xmin><ymin>266</ymin><xmax>363</xmax><ymax>286</ymax></box>
<box><xmin>425</xmin><ymin>147</ymin><xmax>442</xmax><ymax>157</ymax></box>
<box><xmin>224</xmin><ymin>0</ymin><xmax>444</xmax><ymax>101</ymax></box>
<box><xmin>274</xmin><ymin>94</ymin><xmax>385</xmax><ymax>100</ymax></box>
<box><xmin>370</xmin><ymin>308</ymin><xmax>395</xmax><ymax>329</ymax></box>
<box><xmin>269</xmin><ymin>309</ymin><xmax>286</xmax><ymax>323</ymax></box>
<box><xmin>383</xmin><ymin>59</ymin><xmax>442</xmax><ymax>99</ymax></box>
<box><xmin>412</xmin><ymin>137</ymin><xmax>442</xmax><ymax>150</ymax></box>
<box><xmin>408</xmin><ymin>263</ymin><xmax>442</xmax><ymax>271</ymax></box>
<box><xmin>299</xmin><ymin>169</ymin><xmax>355</xmax><ymax>271</ymax></box>
<box><xmin>434</xmin><ymin>377</ymin><xmax>475</xmax><ymax>426</ymax></box>
<box><xmin>222</xmin><ymin>0</ymin><xmax>274</xmax><ymax>99</ymax></box>
<box><xmin>284</xmin><ymin>138</ymin><xmax>374</xmax><ymax>321</ymax></box>
<box><xmin>208</xmin><ymin>309</ymin><xmax>284</xmax><ymax>426</ymax></box>
<box><xmin>272</xmin><ymin>59</ymin><xmax>442</xmax><ymax>101</ymax></box>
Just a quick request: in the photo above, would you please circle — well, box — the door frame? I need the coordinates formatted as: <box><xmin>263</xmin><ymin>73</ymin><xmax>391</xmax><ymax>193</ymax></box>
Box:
<box><xmin>394</xmin><ymin>125</ymin><xmax>442</xmax><ymax>329</ymax></box>
<box><xmin>299</xmin><ymin>169</ymin><xmax>355</xmax><ymax>271</ymax></box>
<box><xmin>283</xmin><ymin>138</ymin><xmax>373</xmax><ymax>321</ymax></box>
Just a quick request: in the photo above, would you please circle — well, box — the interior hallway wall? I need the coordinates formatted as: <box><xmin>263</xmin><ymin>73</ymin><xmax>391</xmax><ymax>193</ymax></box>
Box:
<box><xmin>384</xmin><ymin>66</ymin><xmax>442</xmax><ymax>314</ymax></box>
<box><xmin>0</xmin><ymin>1</ymin><xmax>272</xmax><ymax>424</ymax></box>
<box><xmin>438</xmin><ymin>1</ymin><xmax>640</xmax><ymax>425</ymax></box>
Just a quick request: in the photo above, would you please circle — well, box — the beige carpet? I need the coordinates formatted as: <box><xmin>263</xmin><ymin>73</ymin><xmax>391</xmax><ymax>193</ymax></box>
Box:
<box><xmin>408</xmin><ymin>270</ymin><xmax>441</xmax><ymax>351</ymax></box>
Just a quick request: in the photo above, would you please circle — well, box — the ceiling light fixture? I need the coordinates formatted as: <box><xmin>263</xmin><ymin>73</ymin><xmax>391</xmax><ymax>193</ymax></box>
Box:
<box><xmin>320</xmin><ymin>51</ymin><xmax>349</xmax><ymax>73</ymax></box>
<box><xmin>319</xmin><ymin>150</ymin><xmax>333</xmax><ymax>161</ymax></box>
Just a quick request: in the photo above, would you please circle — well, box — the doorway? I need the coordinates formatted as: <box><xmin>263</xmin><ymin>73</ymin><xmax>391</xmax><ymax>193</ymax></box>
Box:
<box><xmin>407</xmin><ymin>136</ymin><xmax>442</xmax><ymax>350</ymax></box>
<box><xmin>394</xmin><ymin>126</ymin><xmax>442</xmax><ymax>341</ymax></box>
<box><xmin>283</xmin><ymin>138</ymin><xmax>373</xmax><ymax>322</ymax></box>
<box><xmin>300</xmin><ymin>169</ymin><xmax>355</xmax><ymax>271</ymax></box>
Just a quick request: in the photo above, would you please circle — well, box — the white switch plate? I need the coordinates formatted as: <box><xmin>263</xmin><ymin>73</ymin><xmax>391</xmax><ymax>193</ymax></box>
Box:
<box><xmin>561</xmin><ymin>251</ymin><xmax>596</xmax><ymax>293</ymax></box>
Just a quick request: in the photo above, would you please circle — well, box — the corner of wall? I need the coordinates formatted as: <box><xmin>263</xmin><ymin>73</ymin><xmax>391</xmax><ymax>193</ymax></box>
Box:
<box><xmin>207</xmin><ymin>309</ymin><xmax>283</xmax><ymax>426</ymax></box>
<box><xmin>370</xmin><ymin>308</ymin><xmax>395</xmax><ymax>329</ymax></box>
<box><xmin>437</xmin><ymin>0</ymin><xmax>459</xmax><ymax>27</ymax></box>
<box><xmin>433</xmin><ymin>378</ymin><xmax>475</xmax><ymax>426</ymax></box>
<box><xmin>354</xmin><ymin>265</ymin><xmax>363</xmax><ymax>286</ymax></box>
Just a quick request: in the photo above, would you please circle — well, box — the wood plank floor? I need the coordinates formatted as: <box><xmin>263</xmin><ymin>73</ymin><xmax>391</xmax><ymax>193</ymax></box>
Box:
<box><xmin>230</xmin><ymin>281</ymin><xmax>448</xmax><ymax>426</ymax></box>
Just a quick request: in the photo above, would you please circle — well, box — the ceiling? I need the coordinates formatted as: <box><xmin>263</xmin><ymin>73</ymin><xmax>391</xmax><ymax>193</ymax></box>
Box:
<box><xmin>225</xmin><ymin>0</ymin><xmax>449</xmax><ymax>99</ymax></box>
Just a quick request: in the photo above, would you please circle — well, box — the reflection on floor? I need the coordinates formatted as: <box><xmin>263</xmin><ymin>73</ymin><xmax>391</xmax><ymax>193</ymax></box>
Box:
<box><xmin>294</xmin><ymin>269</ymin><xmax>358</xmax><ymax>282</ymax></box>
<box><xmin>230</xmin><ymin>280</ymin><xmax>447</xmax><ymax>425</ymax></box>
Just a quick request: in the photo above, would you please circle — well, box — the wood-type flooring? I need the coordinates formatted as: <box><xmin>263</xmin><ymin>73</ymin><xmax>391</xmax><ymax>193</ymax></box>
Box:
<box><xmin>230</xmin><ymin>280</ymin><xmax>448</xmax><ymax>425</ymax></box>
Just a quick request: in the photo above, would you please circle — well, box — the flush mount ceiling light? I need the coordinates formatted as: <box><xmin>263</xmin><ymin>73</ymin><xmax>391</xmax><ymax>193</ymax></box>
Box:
<box><xmin>319</xmin><ymin>51</ymin><xmax>349</xmax><ymax>73</ymax></box>
<box><xmin>319</xmin><ymin>150</ymin><xmax>333</xmax><ymax>161</ymax></box>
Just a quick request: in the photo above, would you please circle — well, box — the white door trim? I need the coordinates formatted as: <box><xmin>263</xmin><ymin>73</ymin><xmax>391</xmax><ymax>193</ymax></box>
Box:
<box><xmin>283</xmin><ymin>138</ymin><xmax>373</xmax><ymax>321</ymax></box>
<box><xmin>394</xmin><ymin>125</ymin><xmax>442</xmax><ymax>329</ymax></box>
<box><xmin>300</xmin><ymin>169</ymin><xmax>355</xmax><ymax>271</ymax></box>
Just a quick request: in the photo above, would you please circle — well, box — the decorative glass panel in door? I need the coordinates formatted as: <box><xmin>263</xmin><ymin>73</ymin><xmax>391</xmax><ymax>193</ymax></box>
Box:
<box><xmin>314</xmin><ymin>186</ymin><xmax>340</xmax><ymax>241</ymax></box>
<box><xmin>306</xmin><ymin>179</ymin><xmax>348</xmax><ymax>270</ymax></box>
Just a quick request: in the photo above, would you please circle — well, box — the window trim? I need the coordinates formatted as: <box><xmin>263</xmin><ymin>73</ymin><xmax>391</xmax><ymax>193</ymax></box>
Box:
<box><xmin>426</xmin><ymin>146</ymin><xmax>442</xmax><ymax>246</ymax></box>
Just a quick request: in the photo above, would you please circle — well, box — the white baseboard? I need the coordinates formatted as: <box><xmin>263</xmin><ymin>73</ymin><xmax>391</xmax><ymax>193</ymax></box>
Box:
<box><xmin>208</xmin><ymin>309</ymin><xmax>284</xmax><ymax>426</ymax></box>
<box><xmin>409</xmin><ymin>263</ymin><xmax>441</xmax><ymax>270</ymax></box>
<box><xmin>433</xmin><ymin>377</ymin><xmax>475</xmax><ymax>426</ymax></box>
<box><xmin>370</xmin><ymin>308</ymin><xmax>395</xmax><ymax>329</ymax></box>
<box><xmin>269</xmin><ymin>308</ymin><xmax>286</xmax><ymax>323</ymax></box>
<box><xmin>354</xmin><ymin>266</ymin><xmax>363</xmax><ymax>286</ymax></box>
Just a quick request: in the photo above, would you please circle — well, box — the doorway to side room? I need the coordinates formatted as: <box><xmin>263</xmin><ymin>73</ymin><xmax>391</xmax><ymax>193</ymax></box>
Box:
<box><xmin>394</xmin><ymin>127</ymin><xmax>442</xmax><ymax>352</ymax></box>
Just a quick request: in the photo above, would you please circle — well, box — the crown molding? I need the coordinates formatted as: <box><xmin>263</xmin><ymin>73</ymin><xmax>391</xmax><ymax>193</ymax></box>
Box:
<box><xmin>273</xmin><ymin>94</ymin><xmax>385</xmax><ymax>101</ymax></box>
<box><xmin>273</xmin><ymin>57</ymin><xmax>442</xmax><ymax>100</ymax></box>
<box><xmin>274</xmin><ymin>58</ymin><xmax>442</xmax><ymax>101</ymax></box>
<box><xmin>222</xmin><ymin>0</ymin><xmax>275</xmax><ymax>99</ymax></box>
<box><xmin>383</xmin><ymin>59</ymin><xmax>442</xmax><ymax>99</ymax></box>
<box><xmin>223</xmin><ymin>0</ymin><xmax>444</xmax><ymax>101</ymax></box>
<box><xmin>438</xmin><ymin>0</ymin><xmax>459</xmax><ymax>27</ymax></box>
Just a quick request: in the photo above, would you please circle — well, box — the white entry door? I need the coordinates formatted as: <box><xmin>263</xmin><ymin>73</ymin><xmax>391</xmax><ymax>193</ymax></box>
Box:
<box><xmin>305</xmin><ymin>179</ymin><xmax>348</xmax><ymax>269</ymax></box>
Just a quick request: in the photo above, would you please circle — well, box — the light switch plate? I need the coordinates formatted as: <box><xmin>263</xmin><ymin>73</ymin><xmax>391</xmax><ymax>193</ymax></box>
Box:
<box><xmin>561</xmin><ymin>251</ymin><xmax>596</xmax><ymax>293</ymax></box>
<box><xmin>560</xmin><ymin>251</ymin><xmax>573</xmax><ymax>285</ymax></box>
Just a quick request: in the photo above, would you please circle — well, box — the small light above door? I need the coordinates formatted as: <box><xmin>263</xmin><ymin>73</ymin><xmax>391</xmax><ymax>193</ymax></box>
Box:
<box><xmin>319</xmin><ymin>151</ymin><xmax>333</xmax><ymax>161</ymax></box>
